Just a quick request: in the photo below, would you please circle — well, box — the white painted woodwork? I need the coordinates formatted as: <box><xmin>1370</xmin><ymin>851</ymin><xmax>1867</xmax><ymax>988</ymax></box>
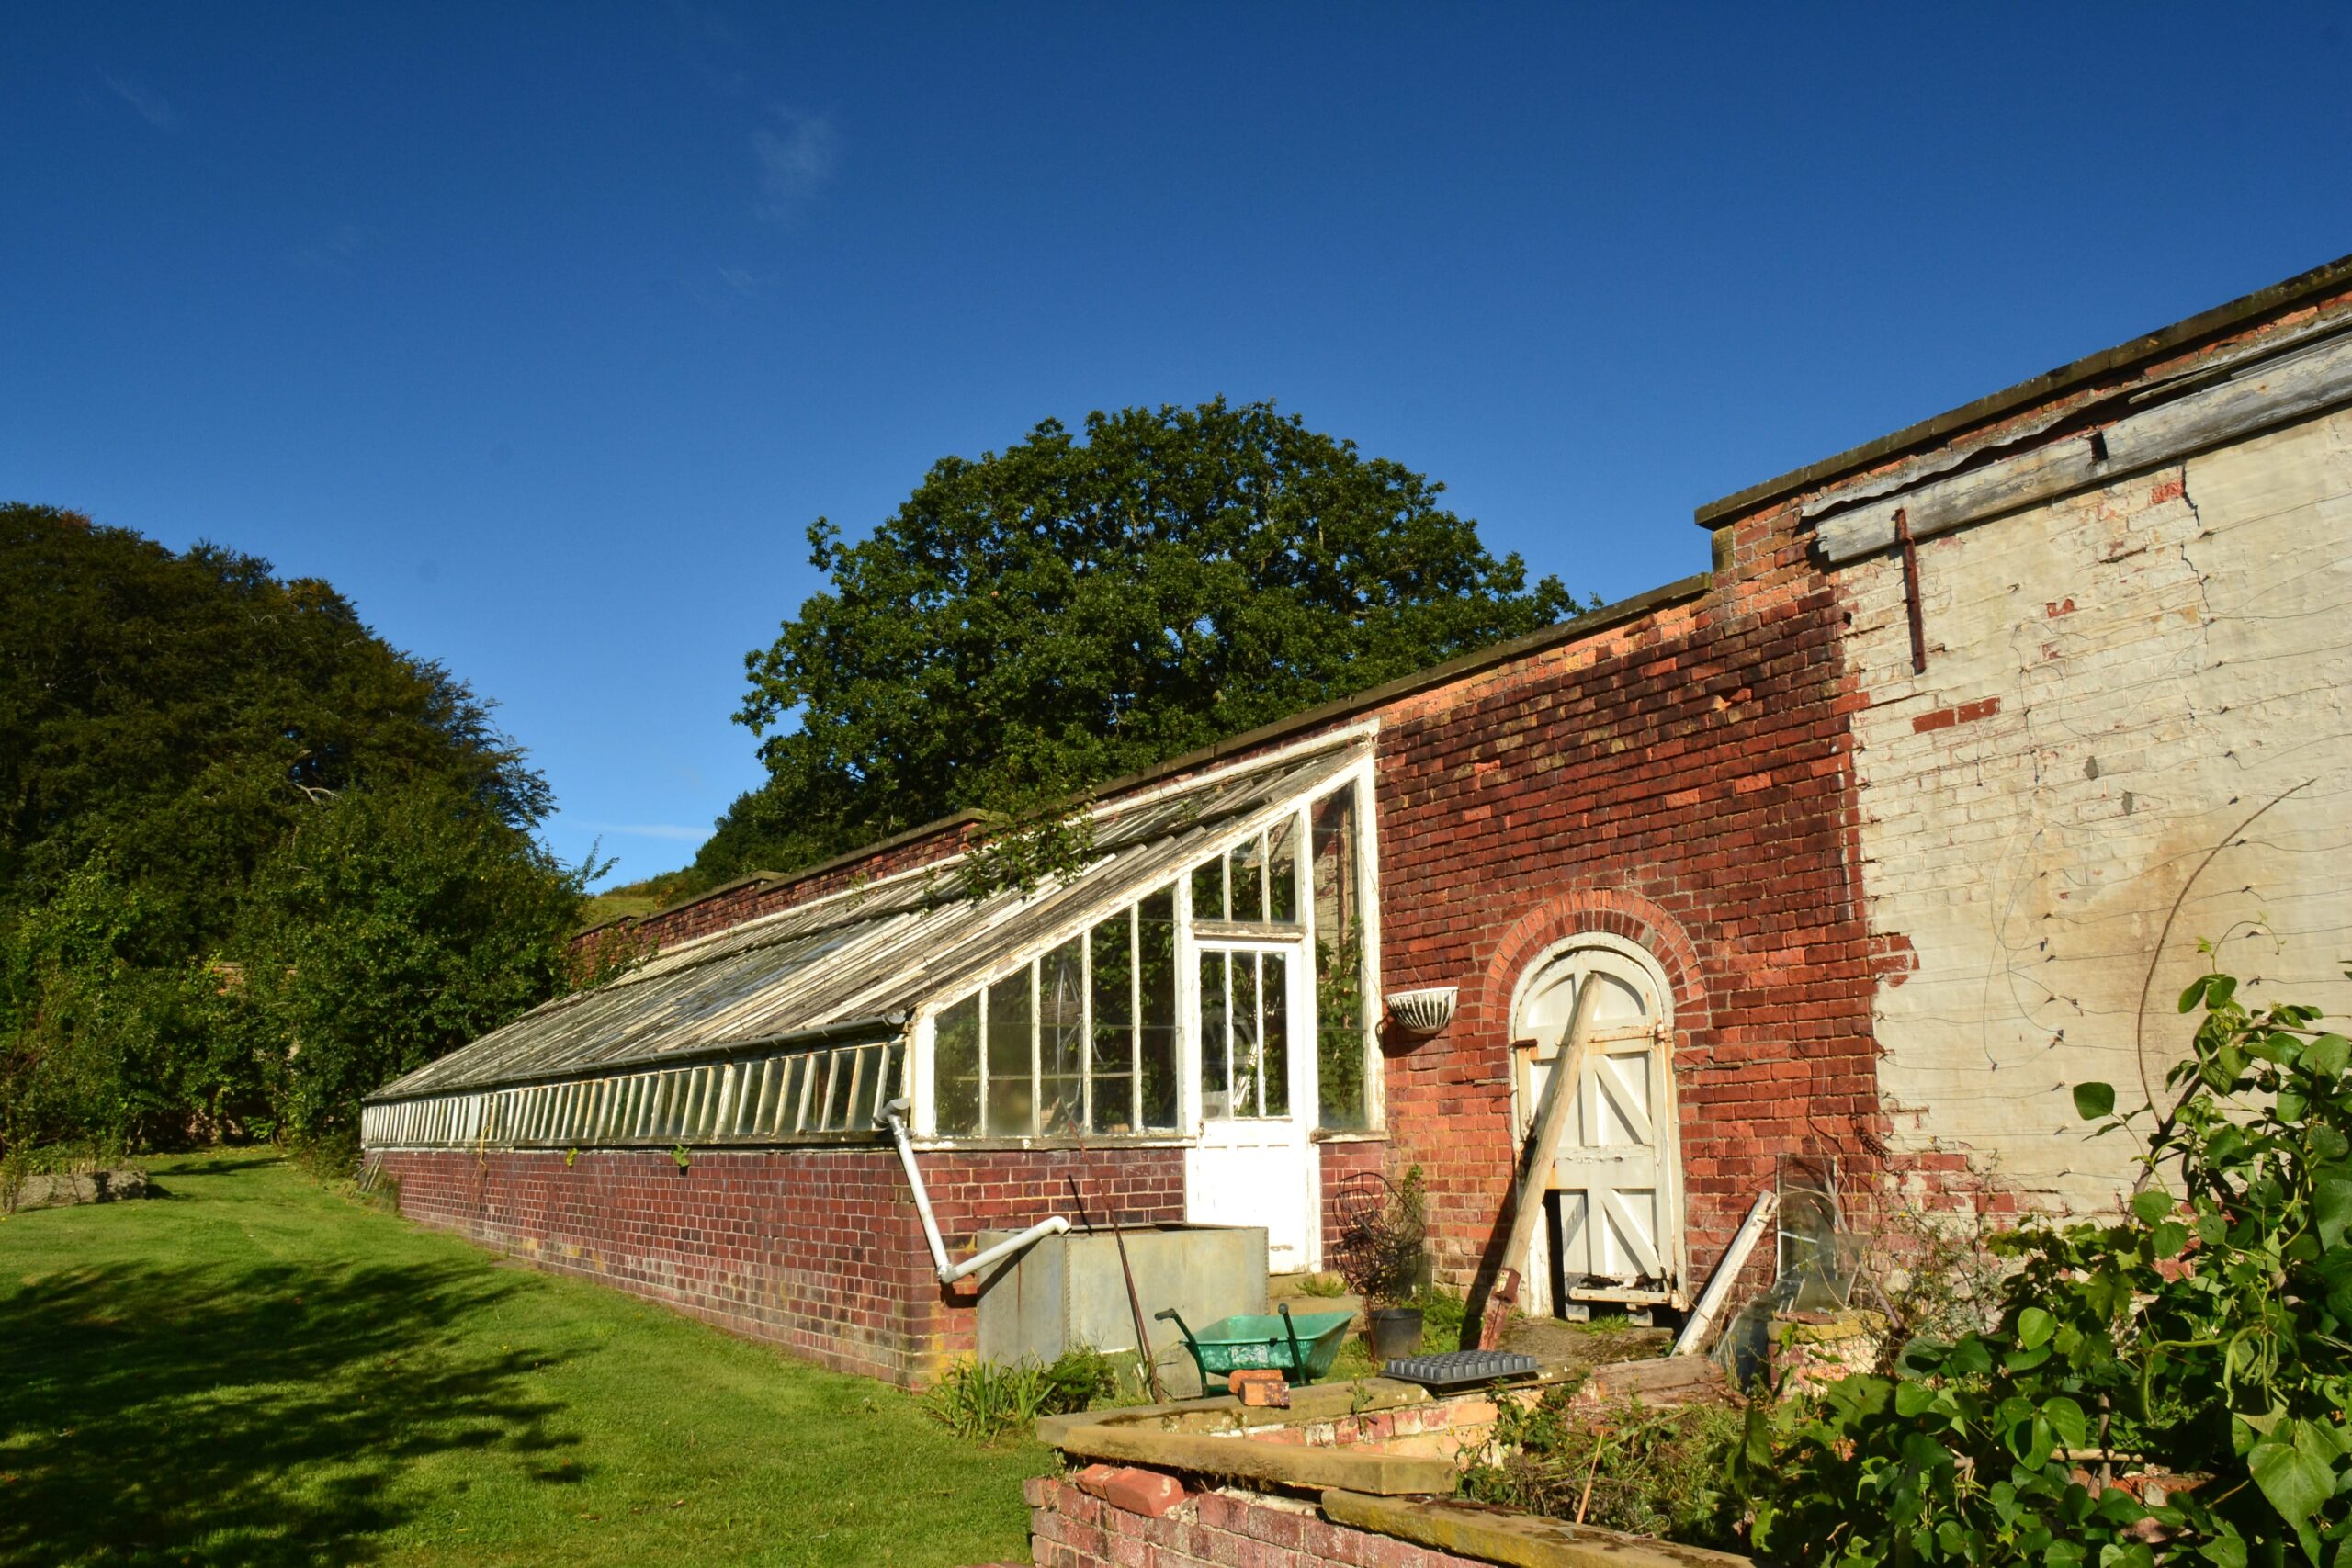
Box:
<box><xmin>1510</xmin><ymin>937</ymin><xmax>1681</xmax><ymax>1312</ymax></box>
<box><xmin>1184</xmin><ymin>946</ymin><xmax>1317</xmax><ymax>1267</ymax></box>
<box><xmin>1184</xmin><ymin>803</ymin><xmax>1323</xmax><ymax>1272</ymax></box>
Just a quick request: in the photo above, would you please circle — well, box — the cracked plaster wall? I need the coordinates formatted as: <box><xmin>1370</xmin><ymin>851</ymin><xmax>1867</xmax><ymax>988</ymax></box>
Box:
<box><xmin>1838</xmin><ymin>407</ymin><xmax>2352</xmax><ymax>1213</ymax></box>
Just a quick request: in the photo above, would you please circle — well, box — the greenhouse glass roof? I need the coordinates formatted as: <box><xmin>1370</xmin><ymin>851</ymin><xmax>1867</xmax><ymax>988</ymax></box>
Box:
<box><xmin>368</xmin><ymin>738</ymin><xmax>1364</xmax><ymax>1103</ymax></box>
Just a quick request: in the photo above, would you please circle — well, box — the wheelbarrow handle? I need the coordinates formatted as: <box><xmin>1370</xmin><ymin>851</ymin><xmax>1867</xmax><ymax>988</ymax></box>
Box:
<box><xmin>1154</xmin><ymin>1307</ymin><xmax>1201</xmax><ymax>1354</ymax></box>
<box><xmin>1278</xmin><ymin>1301</ymin><xmax>1305</xmax><ymax>1372</ymax></box>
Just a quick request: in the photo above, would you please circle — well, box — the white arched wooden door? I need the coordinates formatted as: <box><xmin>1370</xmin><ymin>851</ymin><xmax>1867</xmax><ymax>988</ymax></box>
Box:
<box><xmin>1510</xmin><ymin>936</ymin><xmax>1685</xmax><ymax>1315</ymax></box>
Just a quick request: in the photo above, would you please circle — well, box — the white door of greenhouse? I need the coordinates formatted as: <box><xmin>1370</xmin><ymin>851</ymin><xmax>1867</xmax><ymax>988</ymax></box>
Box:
<box><xmin>1184</xmin><ymin>940</ymin><xmax>1317</xmax><ymax>1272</ymax></box>
<box><xmin>1512</xmin><ymin>939</ymin><xmax>1682</xmax><ymax>1311</ymax></box>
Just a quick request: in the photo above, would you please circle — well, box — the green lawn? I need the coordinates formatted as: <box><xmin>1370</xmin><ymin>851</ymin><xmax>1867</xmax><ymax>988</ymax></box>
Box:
<box><xmin>0</xmin><ymin>1153</ymin><xmax>1050</xmax><ymax>1568</ymax></box>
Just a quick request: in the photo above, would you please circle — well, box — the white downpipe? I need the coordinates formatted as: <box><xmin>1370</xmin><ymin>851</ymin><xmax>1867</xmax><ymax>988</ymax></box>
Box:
<box><xmin>880</xmin><ymin>1099</ymin><xmax>1069</xmax><ymax>1284</ymax></box>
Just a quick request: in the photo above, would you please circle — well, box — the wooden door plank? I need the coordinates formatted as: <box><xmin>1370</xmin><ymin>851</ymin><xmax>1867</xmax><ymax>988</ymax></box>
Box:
<box><xmin>1493</xmin><ymin>977</ymin><xmax>1603</xmax><ymax>1310</ymax></box>
<box><xmin>1599</xmin><ymin>1187</ymin><xmax>1666</xmax><ymax>1278</ymax></box>
<box><xmin>1591</xmin><ymin>1055</ymin><xmax>1654</xmax><ymax>1143</ymax></box>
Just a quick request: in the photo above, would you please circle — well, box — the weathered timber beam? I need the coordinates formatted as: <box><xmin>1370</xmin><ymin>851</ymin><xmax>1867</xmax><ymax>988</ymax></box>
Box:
<box><xmin>1813</xmin><ymin>327</ymin><xmax>2352</xmax><ymax>565</ymax></box>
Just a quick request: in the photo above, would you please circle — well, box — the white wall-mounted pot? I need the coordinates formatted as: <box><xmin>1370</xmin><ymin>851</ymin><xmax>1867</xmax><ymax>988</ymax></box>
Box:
<box><xmin>1383</xmin><ymin>987</ymin><xmax>1457</xmax><ymax>1038</ymax></box>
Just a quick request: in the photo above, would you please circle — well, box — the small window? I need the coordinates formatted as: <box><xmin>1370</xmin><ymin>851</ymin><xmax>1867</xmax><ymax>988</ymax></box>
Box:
<box><xmin>1191</xmin><ymin>858</ymin><xmax>1227</xmax><ymax>921</ymax></box>
<box><xmin>1199</xmin><ymin>947</ymin><xmax>1291</xmax><ymax>1119</ymax></box>
<box><xmin>1193</xmin><ymin>824</ymin><xmax>1303</xmax><ymax>929</ymax></box>
<box><xmin>985</xmin><ymin>972</ymin><xmax>1033</xmax><ymax>1136</ymax></box>
<box><xmin>935</xmin><ymin>994</ymin><xmax>981</xmax><ymax>1135</ymax></box>
<box><xmin>1313</xmin><ymin>785</ymin><xmax>1372</xmax><ymax>1130</ymax></box>
<box><xmin>1227</xmin><ymin>837</ymin><xmax>1267</xmax><ymax>921</ymax></box>
<box><xmin>1040</xmin><ymin>937</ymin><xmax>1085</xmax><ymax>1135</ymax></box>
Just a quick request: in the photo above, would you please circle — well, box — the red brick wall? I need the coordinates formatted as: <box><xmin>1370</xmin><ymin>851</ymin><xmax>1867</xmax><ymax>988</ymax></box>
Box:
<box><xmin>1027</xmin><ymin>1473</ymin><xmax>1501</xmax><ymax>1568</ymax></box>
<box><xmin>378</xmin><ymin>1143</ymin><xmax>1183</xmax><ymax>1387</ymax></box>
<box><xmin>1360</xmin><ymin>510</ymin><xmax>1885</xmax><ymax>1297</ymax></box>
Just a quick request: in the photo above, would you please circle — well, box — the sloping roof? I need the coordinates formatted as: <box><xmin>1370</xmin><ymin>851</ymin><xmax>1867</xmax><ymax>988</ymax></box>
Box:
<box><xmin>369</xmin><ymin>738</ymin><xmax>1364</xmax><ymax>1103</ymax></box>
<box><xmin>1693</xmin><ymin>249</ymin><xmax>2352</xmax><ymax>527</ymax></box>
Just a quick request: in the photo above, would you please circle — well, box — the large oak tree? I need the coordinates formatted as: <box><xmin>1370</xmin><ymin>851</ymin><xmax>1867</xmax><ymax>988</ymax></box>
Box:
<box><xmin>697</xmin><ymin>400</ymin><xmax>1578</xmax><ymax>882</ymax></box>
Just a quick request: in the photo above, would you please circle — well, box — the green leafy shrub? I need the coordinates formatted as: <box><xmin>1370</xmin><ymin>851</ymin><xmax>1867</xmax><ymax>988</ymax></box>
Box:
<box><xmin>925</xmin><ymin>1347</ymin><xmax>1123</xmax><ymax>1442</ymax></box>
<box><xmin>1411</xmin><ymin>1284</ymin><xmax>1466</xmax><ymax>1348</ymax></box>
<box><xmin>1038</xmin><ymin>1346</ymin><xmax>1121</xmax><ymax>1415</ymax></box>
<box><xmin>924</xmin><ymin>1359</ymin><xmax>1051</xmax><ymax>1442</ymax></box>
<box><xmin>219</xmin><ymin>782</ymin><xmax>586</xmax><ymax>1146</ymax></box>
<box><xmin>1738</xmin><ymin>969</ymin><xmax>2352</xmax><ymax>1567</ymax></box>
<box><xmin>1464</xmin><ymin>1384</ymin><xmax>1747</xmax><ymax>1549</ymax></box>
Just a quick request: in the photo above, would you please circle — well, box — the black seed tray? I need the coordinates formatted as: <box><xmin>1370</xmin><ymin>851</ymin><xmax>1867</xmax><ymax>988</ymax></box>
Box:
<box><xmin>1378</xmin><ymin>1349</ymin><xmax>1541</xmax><ymax>1391</ymax></box>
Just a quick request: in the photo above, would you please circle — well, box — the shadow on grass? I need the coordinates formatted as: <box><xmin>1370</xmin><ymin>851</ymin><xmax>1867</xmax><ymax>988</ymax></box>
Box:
<box><xmin>0</xmin><ymin>1257</ymin><xmax>576</xmax><ymax>1568</ymax></box>
<box><xmin>145</xmin><ymin>1155</ymin><xmax>285</xmax><ymax>1179</ymax></box>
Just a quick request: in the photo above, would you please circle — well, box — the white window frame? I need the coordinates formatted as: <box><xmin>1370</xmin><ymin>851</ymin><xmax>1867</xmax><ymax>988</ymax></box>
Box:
<box><xmin>910</xmin><ymin>746</ymin><xmax>1383</xmax><ymax>1145</ymax></box>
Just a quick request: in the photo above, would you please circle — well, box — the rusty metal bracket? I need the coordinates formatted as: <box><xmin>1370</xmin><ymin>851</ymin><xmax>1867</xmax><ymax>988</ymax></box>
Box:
<box><xmin>1895</xmin><ymin>506</ymin><xmax>1928</xmax><ymax>673</ymax></box>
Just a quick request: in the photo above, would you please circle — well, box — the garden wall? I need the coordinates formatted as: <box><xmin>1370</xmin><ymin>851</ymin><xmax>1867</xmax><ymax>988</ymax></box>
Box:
<box><xmin>376</xmin><ymin>1143</ymin><xmax>1182</xmax><ymax>1387</ymax></box>
<box><xmin>1027</xmin><ymin>1474</ymin><xmax>1495</xmax><ymax>1568</ymax></box>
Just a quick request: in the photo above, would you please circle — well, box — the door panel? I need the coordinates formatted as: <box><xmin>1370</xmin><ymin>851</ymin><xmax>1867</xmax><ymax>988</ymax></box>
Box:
<box><xmin>1513</xmin><ymin>942</ymin><xmax>1680</xmax><ymax>1304</ymax></box>
<box><xmin>1186</xmin><ymin>941</ymin><xmax>1317</xmax><ymax>1271</ymax></box>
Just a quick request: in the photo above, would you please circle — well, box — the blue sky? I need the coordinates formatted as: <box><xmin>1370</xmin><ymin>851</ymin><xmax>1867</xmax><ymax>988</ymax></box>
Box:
<box><xmin>6</xmin><ymin>5</ymin><xmax>2346</xmax><ymax>886</ymax></box>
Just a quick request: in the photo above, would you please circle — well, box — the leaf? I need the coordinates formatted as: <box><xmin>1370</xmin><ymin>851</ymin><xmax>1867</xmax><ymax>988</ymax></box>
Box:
<box><xmin>2132</xmin><ymin>1190</ymin><xmax>2177</xmax><ymax>1225</ymax></box>
<box><xmin>1944</xmin><ymin>1337</ymin><xmax>1994</xmax><ymax>1378</ymax></box>
<box><xmin>2316</xmin><ymin>1168</ymin><xmax>2352</xmax><ymax>1251</ymax></box>
<box><xmin>2203</xmin><ymin>1044</ymin><xmax>2248</xmax><ymax>1091</ymax></box>
<box><xmin>2181</xmin><ymin>976</ymin><xmax>2211</xmax><ymax>1013</ymax></box>
<box><xmin>1895</xmin><ymin>1381</ymin><xmax>1938</xmax><ymax>1417</ymax></box>
<box><xmin>2197</xmin><ymin>1536</ymin><xmax>2248</xmax><ymax>1568</ymax></box>
<box><xmin>2074</xmin><ymin>1080</ymin><xmax>2117</xmax><ymax>1121</ymax></box>
<box><xmin>2042</xmin><ymin>1395</ymin><xmax>2087</xmax><ymax>1451</ymax></box>
<box><xmin>2247</xmin><ymin>1435</ymin><xmax>2333</xmax><ymax>1552</ymax></box>
<box><xmin>2005</xmin><ymin>1341</ymin><xmax>2053</xmax><ymax>1372</ymax></box>
<box><xmin>2009</xmin><ymin>1411</ymin><xmax>2057</xmax><ymax>1468</ymax></box>
<box><xmin>2018</xmin><ymin>1306</ymin><xmax>2055</xmax><ymax>1348</ymax></box>
<box><xmin>2151</xmin><ymin>1220</ymin><xmax>2190</xmax><ymax>1258</ymax></box>
<box><xmin>2306</xmin><ymin>1032</ymin><xmax>2350</xmax><ymax>1077</ymax></box>
<box><xmin>1740</xmin><ymin>1400</ymin><xmax>1773</xmax><ymax>1469</ymax></box>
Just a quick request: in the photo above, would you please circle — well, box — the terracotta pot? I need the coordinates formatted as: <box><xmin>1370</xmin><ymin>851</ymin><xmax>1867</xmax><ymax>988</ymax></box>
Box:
<box><xmin>1367</xmin><ymin>1306</ymin><xmax>1423</xmax><ymax>1364</ymax></box>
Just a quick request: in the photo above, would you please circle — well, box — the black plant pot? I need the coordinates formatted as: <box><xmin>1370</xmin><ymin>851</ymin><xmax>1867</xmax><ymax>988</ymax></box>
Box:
<box><xmin>1366</xmin><ymin>1306</ymin><xmax>1423</xmax><ymax>1365</ymax></box>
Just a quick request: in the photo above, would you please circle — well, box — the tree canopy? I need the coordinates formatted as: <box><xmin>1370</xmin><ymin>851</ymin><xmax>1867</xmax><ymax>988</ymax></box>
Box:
<box><xmin>0</xmin><ymin>503</ymin><xmax>581</xmax><ymax>1157</ymax></box>
<box><xmin>0</xmin><ymin>504</ymin><xmax>548</xmax><ymax>947</ymax></box>
<box><xmin>695</xmin><ymin>399</ymin><xmax>1578</xmax><ymax>883</ymax></box>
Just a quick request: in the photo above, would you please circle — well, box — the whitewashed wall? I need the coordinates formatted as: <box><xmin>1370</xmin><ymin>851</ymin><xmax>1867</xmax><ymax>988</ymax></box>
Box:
<box><xmin>1837</xmin><ymin>407</ymin><xmax>2352</xmax><ymax>1213</ymax></box>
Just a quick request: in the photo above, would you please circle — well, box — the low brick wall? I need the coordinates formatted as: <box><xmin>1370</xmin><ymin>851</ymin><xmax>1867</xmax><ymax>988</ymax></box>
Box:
<box><xmin>377</xmin><ymin>1142</ymin><xmax>1184</xmax><ymax>1386</ymax></box>
<box><xmin>1028</xmin><ymin>1474</ymin><xmax>1490</xmax><ymax>1568</ymax></box>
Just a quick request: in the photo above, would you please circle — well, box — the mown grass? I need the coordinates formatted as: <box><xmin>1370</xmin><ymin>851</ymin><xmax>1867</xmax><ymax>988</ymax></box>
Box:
<box><xmin>0</xmin><ymin>1152</ymin><xmax>1049</xmax><ymax>1568</ymax></box>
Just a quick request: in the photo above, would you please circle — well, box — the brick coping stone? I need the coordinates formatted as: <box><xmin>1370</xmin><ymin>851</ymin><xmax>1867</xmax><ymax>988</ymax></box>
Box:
<box><xmin>1029</xmin><ymin>1359</ymin><xmax>1755</xmax><ymax>1567</ymax></box>
<box><xmin>1320</xmin><ymin>1488</ymin><xmax>1752</xmax><ymax>1568</ymax></box>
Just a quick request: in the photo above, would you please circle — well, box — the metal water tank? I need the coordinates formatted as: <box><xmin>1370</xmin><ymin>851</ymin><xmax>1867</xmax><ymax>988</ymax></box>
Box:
<box><xmin>971</xmin><ymin>1222</ymin><xmax>1268</xmax><ymax>1398</ymax></box>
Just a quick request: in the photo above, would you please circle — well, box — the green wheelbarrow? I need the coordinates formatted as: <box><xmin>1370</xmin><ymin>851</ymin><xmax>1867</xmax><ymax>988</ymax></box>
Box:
<box><xmin>1155</xmin><ymin>1301</ymin><xmax>1354</xmax><ymax>1387</ymax></box>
